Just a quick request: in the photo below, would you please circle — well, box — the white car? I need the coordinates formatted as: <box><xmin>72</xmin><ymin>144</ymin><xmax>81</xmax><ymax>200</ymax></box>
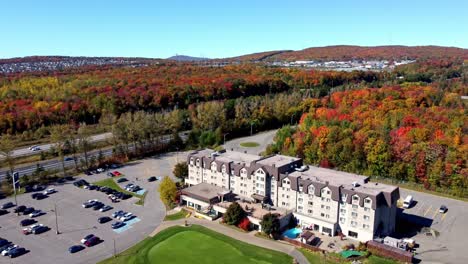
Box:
<box><xmin>119</xmin><ymin>212</ymin><xmax>134</xmax><ymax>221</ymax></box>
<box><xmin>43</xmin><ymin>188</ymin><xmax>56</xmax><ymax>195</ymax></box>
<box><xmin>1</xmin><ymin>245</ymin><xmax>18</xmax><ymax>256</ymax></box>
<box><xmin>29</xmin><ymin>210</ymin><xmax>43</xmax><ymax>218</ymax></box>
<box><xmin>97</xmin><ymin>168</ymin><xmax>105</xmax><ymax>173</ymax></box>
<box><xmin>31</xmin><ymin>147</ymin><xmax>41</xmax><ymax>151</ymax></box>
<box><xmin>28</xmin><ymin>145</ymin><xmax>38</xmax><ymax>150</ymax></box>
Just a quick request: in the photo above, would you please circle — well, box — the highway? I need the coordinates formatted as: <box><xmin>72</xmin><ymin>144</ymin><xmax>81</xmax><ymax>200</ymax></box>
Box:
<box><xmin>0</xmin><ymin>132</ymin><xmax>113</xmax><ymax>160</ymax></box>
<box><xmin>0</xmin><ymin>133</ymin><xmax>182</xmax><ymax>180</ymax></box>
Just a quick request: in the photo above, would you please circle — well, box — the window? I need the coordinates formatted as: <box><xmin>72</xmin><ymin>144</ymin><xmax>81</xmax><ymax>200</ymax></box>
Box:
<box><xmin>325</xmin><ymin>214</ymin><xmax>330</xmax><ymax>219</ymax></box>
<box><xmin>352</xmin><ymin>204</ymin><xmax>358</xmax><ymax>209</ymax></box>
<box><xmin>365</xmin><ymin>198</ymin><xmax>371</xmax><ymax>204</ymax></box>
<box><xmin>363</xmin><ymin>215</ymin><xmax>370</xmax><ymax>221</ymax></box>
<box><xmin>271</xmin><ymin>191</ymin><xmax>275</xmax><ymax>196</ymax></box>
<box><xmin>326</xmin><ymin>198</ymin><xmax>331</xmax><ymax>202</ymax></box>
<box><xmin>326</xmin><ymin>206</ymin><xmax>330</xmax><ymax>210</ymax></box>
<box><xmin>351</xmin><ymin>212</ymin><xmax>358</xmax><ymax>218</ymax></box>
<box><xmin>321</xmin><ymin>204</ymin><xmax>325</xmax><ymax>209</ymax></box>
<box><xmin>341</xmin><ymin>194</ymin><xmax>347</xmax><ymax>202</ymax></box>
<box><xmin>298</xmin><ymin>198</ymin><xmax>303</xmax><ymax>203</ymax></box>
<box><xmin>340</xmin><ymin>209</ymin><xmax>346</xmax><ymax>214</ymax></box>
<box><xmin>308</xmin><ymin>209</ymin><xmax>313</xmax><ymax>214</ymax></box>
<box><xmin>352</xmin><ymin>195</ymin><xmax>359</xmax><ymax>201</ymax></box>
<box><xmin>363</xmin><ymin>224</ymin><xmax>370</xmax><ymax>229</ymax></box>
<box><xmin>321</xmin><ymin>197</ymin><xmax>326</xmax><ymax>201</ymax></box>
<box><xmin>340</xmin><ymin>217</ymin><xmax>346</xmax><ymax>223</ymax></box>
<box><xmin>298</xmin><ymin>206</ymin><xmax>303</xmax><ymax>210</ymax></box>
<box><xmin>321</xmin><ymin>213</ymin><xmax>325</xmax><ymax>217</ymax></box>
<box><xmin>351</xmin><ymin>221</ymin><xmax>357</xmax><ymax>227</ymax></box>
<box><xmin>308</xmin><ymin>201</ymin><xmax>313</xmax><ymax>206</ymax></box>
<box><xmin>364</xmin><ymin>207</ymin><xmax>370</xmax><ymax>212</ymax></box>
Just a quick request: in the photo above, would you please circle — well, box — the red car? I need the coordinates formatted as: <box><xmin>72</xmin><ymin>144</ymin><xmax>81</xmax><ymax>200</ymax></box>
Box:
<box><xmin>84</xmin><ymin>236</ymin><xmax>100</xmax><ymax>247</ymax></box>
<box><xmin>112</xmin><ymin>171</ymin><xmax>122</xmax><ymax>177</ymax></box>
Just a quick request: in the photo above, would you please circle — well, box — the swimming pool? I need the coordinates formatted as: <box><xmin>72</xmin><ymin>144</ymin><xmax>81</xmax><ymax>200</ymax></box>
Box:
<box><xmin>282</xmin><ymin>228</ymin><xmax>302</xmax><ymax>239</ymax></box>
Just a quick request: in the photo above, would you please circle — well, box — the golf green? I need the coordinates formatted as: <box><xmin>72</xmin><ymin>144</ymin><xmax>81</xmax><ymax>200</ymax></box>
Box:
<box><xmin>99</xmin><ymin>225</ymin><xmax>292</xmax><ymax>264</ymax></box>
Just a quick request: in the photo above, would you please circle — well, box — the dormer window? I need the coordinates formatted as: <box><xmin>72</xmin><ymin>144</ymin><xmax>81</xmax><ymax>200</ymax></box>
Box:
<box><xmin>190</xmin><ymin>158</ymin><xmax>194</xmax><ymax>165</ymax></box>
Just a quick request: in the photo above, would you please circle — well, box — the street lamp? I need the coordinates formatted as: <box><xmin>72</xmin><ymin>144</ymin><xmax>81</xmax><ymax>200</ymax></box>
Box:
<box><xmin>51</xmin><ymin>203</ymin><xmax>60</xmax><ymax>234</ymax></box>
<box><xmin>223</xmin><ymin>133</ymin><xmax>229</xmax><ymax>145</ymax></box>
<box><xmin>250</xmin><ymin>123</ymin><xmax>254</xmax><ymax>136</ymax></box>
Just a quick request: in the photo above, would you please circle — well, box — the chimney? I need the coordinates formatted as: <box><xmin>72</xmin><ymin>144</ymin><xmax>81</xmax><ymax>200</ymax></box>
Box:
<box><xmin>231</xmin><ymin>148</ymin><xmax>233</xmax><ymax>151</ymax></box>
<box><xmin>244</xmin><ymin>150</ymin><xmax>247</xmax><ymax>154</ymax></box>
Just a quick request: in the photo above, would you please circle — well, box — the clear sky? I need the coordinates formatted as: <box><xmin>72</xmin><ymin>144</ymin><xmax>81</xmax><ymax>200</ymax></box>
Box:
<box><xmin>1</xmin><ymin>0</ymin><xmax>467</xmax><ymax>59</ymax></box>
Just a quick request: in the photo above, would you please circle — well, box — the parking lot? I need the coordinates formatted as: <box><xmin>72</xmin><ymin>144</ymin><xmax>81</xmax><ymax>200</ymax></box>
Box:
<box><xmin>0</xmin><ymin>152</ymin><xmax>185</xmax><ymax>264</ymax></box>
<box><xmin>399</xmin><ymin>189</ymin><xmax>468</xmax><ymax>264</ymax></box>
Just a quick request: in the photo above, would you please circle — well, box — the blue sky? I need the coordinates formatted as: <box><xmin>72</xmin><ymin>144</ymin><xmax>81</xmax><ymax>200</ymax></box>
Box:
<box><xmin>1</xmin><ymin>0</ymin><xmax>467</xmax><ymax>58</ymax></box>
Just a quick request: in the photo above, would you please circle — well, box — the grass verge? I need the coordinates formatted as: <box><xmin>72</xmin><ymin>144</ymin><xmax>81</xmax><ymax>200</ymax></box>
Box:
<box><xmin>98</xmin><ymin>225</ymin><xmax>292</xmax><ymax>264</ymax></box>
<box><xmin>298</xmin><ymin>248</ymin><xmax>339</xmax><ymax>264</ymax></box>
<box><xmin>93</xmin><ymin>178</ymin><xmax>146</xmax><ymax>205</ymax></box>
<box><xmin>239</xmin><ymin>141</ymin><xmax>260</xmax><ymax>147</ymax></box>
<box><xmin>164</xmin><ymin>209</ymin><xmax>190</xmax><ymax>221</ymax></box>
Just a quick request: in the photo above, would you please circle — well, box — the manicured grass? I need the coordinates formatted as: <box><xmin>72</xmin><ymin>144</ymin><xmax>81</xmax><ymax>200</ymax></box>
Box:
<box><xmin>164</xmin><ymin>209</ymin><xmax>190</xmax><ymax>221</ymax></box>
<box><xmin>364</xmin><ymin>255</ymin><xmax>400</xmax><ymax>264</ymax></box>
<box><xmin>240</xmin><ymin>141</ymin><xmax>260</xmax><ymax>147</ymax></box>
<box><xmin>298</xmin><ymin>248</ymin><xmax>339</xmax><ymax>264</ymax></box>
<box><xmin>98</xmin><ymin>225</ymin><xmax>292</xmax><ymax>264</ymax></box>
<box><xmin>93</xmin><ymin>178</ymin><xmax>146</xmax><ymax>205</ymax></box>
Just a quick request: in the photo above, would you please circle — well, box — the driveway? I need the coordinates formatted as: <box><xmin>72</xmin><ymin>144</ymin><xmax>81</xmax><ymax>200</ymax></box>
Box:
<box><xmin>223</xmin><ymin>129</ymin><xmax>277</xmax><ymax>155</ymax></box>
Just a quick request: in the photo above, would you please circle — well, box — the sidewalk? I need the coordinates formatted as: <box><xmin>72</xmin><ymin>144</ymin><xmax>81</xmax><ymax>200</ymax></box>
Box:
<box><xmin>150</xmin><ymin>217</ymin><xmax>310</xmax><ymax>264</ymax></box>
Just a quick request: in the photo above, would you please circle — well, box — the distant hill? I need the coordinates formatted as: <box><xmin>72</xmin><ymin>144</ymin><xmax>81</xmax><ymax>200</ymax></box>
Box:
<box><xmin>167</xmin><ymin>55</ymin><xmax>209</xmax><ymax>61</ymax></box>
<box><xmin>227</xmin><ymin>45</ymin><xmax>468</xmax><ymax>61</ymax></box>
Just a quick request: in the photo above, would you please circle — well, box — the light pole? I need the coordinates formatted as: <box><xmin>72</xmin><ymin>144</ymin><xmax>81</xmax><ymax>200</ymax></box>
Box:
<box><xmin>250</xmin><ymin>123</ymin><xmax>254</xmax><ymax>136</ymax></box>
<box><xmin>51</xmin><ymin>203</ymin><xmax>60</xmax><ymax>234</ymax></box>
<box><xmin>223</xmin><ymin>133</ymin><xmax>229</xmax><ymax>145</ymax></box>
<box><xmin>12</xmin><ymin>172</ymin><xmax>19</xmax><ymax>215</ymax></box>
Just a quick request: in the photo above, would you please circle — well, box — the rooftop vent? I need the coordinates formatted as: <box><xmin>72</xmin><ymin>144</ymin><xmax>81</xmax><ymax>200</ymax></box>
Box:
<box><xmin>295</xmin><ymin>165</ymin><xmax>308</xmax><ymax>172</ymax></box>
<box><xmin>352</xmin><ymin>181</ymin><xmax>360</xmax><ymax>188</ymax></box>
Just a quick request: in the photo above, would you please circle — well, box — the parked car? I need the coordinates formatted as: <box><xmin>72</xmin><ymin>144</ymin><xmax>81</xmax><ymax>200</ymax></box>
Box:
<box><xmin>0</xmin><ymin>242</ymin><xmax>13</xmax><ymax>253</ymax></box>
<box><xmin>23</xmin><ymin>224</ymin><xmax>43</xmax><ymax>235</ymax></box>
<box><xmin>121</xmin><ymin>214</ymin><xmax>135</xmax><ymax>222</ymax></box>
<box><xmin>148</xmin><ymin>176</ymin><xmax>157</xmax><ymax>182</ymax></box>
<box><xmin>0</xmin><ymin>239</ymin><xmax>10</xmax><ymax>248</ymax></box>
<box><xmin>23</xmin><ymin>207</ymin><xmax>34</xmax><ymax>215</ymax></box>
<box><xmin>8</xmin><ymin>247</ymin><xmax>26</xmax><ymax>258</ymax></box>
<box><xmin>20</xmin><ymin>218</ymin><xmax>37</xmax><ymax>227</ymax></box>
<box><xmin>68</xmin><ymin>245</ymin><xmax>85</xmax><ymax>254</ymax></box>
<box><xmin>0</xmin><ymin>209</ymin><xmax>8</xmax><ymax>216</ymax></box>
<box><xmin>403</xmin><ymin>195</ymin><xmax>413</xmax><ymax>209</ymax></box>
<box><xmin>98</xmin><ymin>216</ymin><xmax>112</xmax><ymax>224</ymax></box>
<box><xmin>112</xmin><ymin>210</ymin><xmax>125</xmax><ymax>218</ymax></box>
<box><xmin>99</xmin><ymin>205</ymin><xmax>113</xmax><ymax>212</ymax></box>
<box><xmin>28</xmin><ymin>145</ymin><xmax>38</xmax><ymax>150</ymax></box>
<box><xmin>81</xmin><ymin>234</ymin><xmax>95</xmax><ymax>244</ymax></box>
<box><xmin>111</xmin><ymin>221</ymin><xmax>126</xmax><ymax>229</ymax></box>
<box><xmin>97</xmin><ymin>168</ymin><xmax>105</xmax><ymax>173</ymax></box>
<box><xmin>14</xmin><ymin>205</ymin><xmax>26</xmax><ymax>213</ymax></box>
<box><xmin>106</xmin><ymin>172</ymin><xmax>114</xmax><ymax>177</ymax></box>
<box><xmin>439</xmin><ymin>205</ymin><xmax>448</xmax><ymax>213</ymax></box>
<box><xmin>82</xmin><ymin>199</ymin><xmax>98</xmax><ymax>208</ymax></box>
<box><xmin>31</xmin><ymin>146</ymin><xmax>41</xmax><ymax>151</ymax></box>
<box><xmin>1</xmin><ymin>245</ymin><xmax>18</xmax><ymax>256</ymax></box>
<box><xmin>43</xmin><ymin>188</ymin><xmax>57</xmax><ymax>195</ymax></box>
<box><xmin>88</xmin><ymin>185</ymin><xmax>97</xmax><ymax>190</ymax></box>
<box><xmin>1</xmin><ymin>202</ymin><xmax>15</xmax><ymax>209</ymax></box>
<box><xmin>117</xmin><ymin>178</ymin><xmax>128</xmax><ymax>183</ymax></box>
<box><xmin>92</xmin><ymin>202</ymin><xmax>104</xmax><ymax>211</ymax></box>
<box><xmin>84</xmin><ymin>170</ymin><xmax>93</xmax><ymax>176</ymax></box>
<box><xmin>32</xmin><ymin>193</ymin><xmax>48</xmax><ymax>200</ymax></box>
<box><xmin>29</xmin><ymin>210</ymin><xmax>43</xmax><ymax>218</ymax></box>
<box><xmin>64</xmin><ymin>157</ymin><xmax>74</xmax><ymax>161</ymax></box>
<box><xmin>113</xmin><ymin>171</ymin><xmax>122</xmax><ymax>176</ymax></box>
<box><xmin>84</xmin><ymin>236</ymin><xmax>100</xmax><ymax>247</ymax></box>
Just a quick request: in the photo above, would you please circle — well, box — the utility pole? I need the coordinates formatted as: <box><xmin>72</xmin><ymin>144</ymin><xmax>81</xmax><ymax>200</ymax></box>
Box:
<box><xmin>12</xmin><ymin>172</ymin><xmax>18</xmax><ymax>215</ymax></box>
<box><xmin>113</xmin><ymin>238</ymin><xmax>117</xmax><ymax>257</ymax></box>
<box><xmin>250</xmin><ymin>123</ymin><xmax>253</xmax><ymax>136</ymax></box>
<box><xmin>223</xmin><ymin>133</ymin><xmax>229</xmax><ymax>145</ymax></box>
<box><xmin>53</xmin><ymin>203</ymin><xmax>60</xmax><ymax>234</ymax></box>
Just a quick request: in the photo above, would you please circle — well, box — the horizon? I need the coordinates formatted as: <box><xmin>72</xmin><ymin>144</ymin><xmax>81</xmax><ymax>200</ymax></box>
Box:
<box><xmin>2</xmin><ymin>0</ymin><xmax>468</xmax><ymax>59</ymax></box>
<box><xmin>1</xmin><ymin>44</ymin><xmax>467</xmax><ymax>60</ymax></box>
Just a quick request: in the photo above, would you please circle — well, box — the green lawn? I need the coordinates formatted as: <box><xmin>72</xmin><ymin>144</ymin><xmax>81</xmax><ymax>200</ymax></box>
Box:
<box><xmin>93</xmin><ymin>178</ymin><xmax>146</xmax><ymax>205</ymax></box>
<box><xmin>98</xmin><ymin>225</ymin><xmax>292</xmax><ymax>264</ymax></box>
<box><xmin>240</xmin><ymin>141</ymin><xmax>260</xmax><ymax>147</ymax></box>
<box><xmin>164</xmin><ymin>209</ymin><xmax>190</xmax><ymax>221</ymax></box>
<box><xmin>364</xmin><ymin>255</ymin><xmax>399</xmax><ymax>264</ymax></box>
<box><xmin>298</xmin><ymin>248</ymin><xmax>339</xmax><ymax>264</ymax></box>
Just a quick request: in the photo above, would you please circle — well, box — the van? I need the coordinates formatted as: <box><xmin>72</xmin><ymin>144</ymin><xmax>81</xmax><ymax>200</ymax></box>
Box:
<box><xmin>403</xmin><ymin>195</ymin><xmax>413</xmax><ymax>209</ymax></box>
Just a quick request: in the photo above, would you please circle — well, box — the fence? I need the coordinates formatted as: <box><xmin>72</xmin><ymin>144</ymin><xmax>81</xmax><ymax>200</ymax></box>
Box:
<box><xmin>367</xmin><ymin>240</ymin><xmax>413</xmax><ymax>263</ymax></box>
<box><xmin>281</xmin><ymin>236</ymin><xmax>324</xmax><ymax>253</ymax></box>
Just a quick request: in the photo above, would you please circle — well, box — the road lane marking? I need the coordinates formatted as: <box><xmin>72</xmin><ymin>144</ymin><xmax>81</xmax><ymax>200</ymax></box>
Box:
<box><xmin>424</xmin><ymin>205</ymin><xmax>432</xmax><ymax>217</ymax></box>
<box><xmin>441</xmin><ymin>213</ymin><xmax>447</xmax><ymax>222</ymax></box>
<box><xmin>432</xmin><ymin>209</ymin><xmax>439</xmax><ymax>219</ymax></box>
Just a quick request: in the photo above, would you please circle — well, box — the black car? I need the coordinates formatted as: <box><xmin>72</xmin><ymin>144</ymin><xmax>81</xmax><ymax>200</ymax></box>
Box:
<box><xmin>1</xmin><ymin>202</ymin><xmax>15</xmax><ymax>209</ymax></box>
<box><xmin>0</xmin><ymin>239</ymin><xmax>10</xmax><ymax>247</ymax></box>
<box><xmin>0</xmin><ymin>242</ymin><xmax>13</xmax><ymax>253</ymax></box>
<box><xmin>9</xmin><ymin>247</ymin><xmax>27</xmax><ymax>258</ymax></box>
<box><xmin>32</xmin><ymin>225</ymin><xmax>49</xmax><ymax>234</ymax></box>
<box><xmin>84</xmin><ymin>170</ymin><xmax>93</xmax><ymax>176</ymax></box>
<box><xmin>56</xmin><ymin>178</ymin><xmax>66</xmax><ymax>184</ymax></box>
<box><xmin>31</xmin><ymin>193</ymin><xmax>48</xmax><ymax>200</ymax></box>
<box><xmin>98</xmin><ymin>216</ymin><xmax>112</xmax><ymax>224</ymax></box>
<box><xmin>14</xmin><ymin>205</ymin><xmax>26</xmax><ymax>213</ymax></box>
<box><xmin>23</xmin><ymin>207</ymin><xmax>35</xmax><ymax>215</ymax></box>
<box><xmin>68</xmin><ymin>245</ymin><xmax>85</xmax><ymax>254</ymax></box>
<box><xmin>117</xmin><ymin>178</ymin><xmax>128</xmax><ymax>183</ymax></box>
<box><xmin>0</xmin><ymin>209</ymin><xmax>9</xmax><ymax>216</ymax></box>
<box><xmin>24</xmin><ymin>185</ymin><xmax>34</xmax><ymax>193</ymax></box>
<box><xmin>20</xmin><ymin>218</ymin><xmax>37</xmax><ymax>227</ymax></box>
<box><xmin>88</xmin><ymin>185</ymin><xmax>97</xmax><ymax>190</ymax></box>
<box><xmin>121</xmin><ymin>193</ymin><xmax>132</xmax><ymax>200</ymax></box>
<box><xmin>65</xmin><ymin>176</ymin><xmax>75</xmax><ymax>181</ymax></box>
<box><xmin>111</xmin><ymin>221</ymin><xmax>126</xmax><ymax>229</ymax></box>
<box><xmin>92</xmin><ymin>203</ymin><xmax>104</xmax><ymax>210</ymax></box>
<box><xmin>148</xmin><ymin>176</ymin><xmax>157</xmax><ymax>182</ymax></box>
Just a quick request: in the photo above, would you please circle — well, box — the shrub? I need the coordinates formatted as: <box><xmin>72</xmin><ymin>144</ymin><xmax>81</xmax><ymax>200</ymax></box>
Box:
<box><xmin>238</xmin><ymin>217</ymin><xmax>251</xmax><ymax>231</ymax></box>
<box><xmin>260</xmin><ymin>213</ymin><xmax>280</xmax><ymax>236</ymax></box>
<box><xmin>224</xmin><ymin>202</ymin><xmax>246</xmax><ymax>225</ymax></box>
<box><xmin>173</xmin><ymin>162</ymin><xmax>188</xmax><ymax>180</ymax></box>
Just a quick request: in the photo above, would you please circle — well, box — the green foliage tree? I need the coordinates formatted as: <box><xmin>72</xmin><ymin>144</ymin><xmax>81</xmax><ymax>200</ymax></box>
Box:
<box><xmin>173</xmin><ymin>162</ymin><xmax>188</xmax><ymax>180</ymax></box>
<box><xmin>260</xmin><ymin>213</ymin><xmax>280</xmax><ymax>236</ymax></box>
<box><xmin>223</xmin><ymin>202</ymin><xmax>246</xmax><ymax>225</ymax></box>
<box><xmin>158</xmin><ymin>176</ymin><xmax>178</xmax><ymax>207</ymax></box>
<box><xmin>0</xmin><ymin>134</ymin><xmax>15</xmax><ymax>175</ymax></box>
<box><xmin>50</xmin><ymin>124</ymin><xmax>71</xmax><ymax>176</ymax></box>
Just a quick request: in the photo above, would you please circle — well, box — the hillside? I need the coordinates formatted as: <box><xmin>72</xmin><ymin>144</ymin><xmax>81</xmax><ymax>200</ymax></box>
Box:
<box><xmin>229</xmin><ymin>45</ymin><xmax>468</xmax><ymax>61</ymax></box>
<box><xmin>166</xmin><ymin>55</ymin><xmax>209</xmax><ymax>61</ymax></box>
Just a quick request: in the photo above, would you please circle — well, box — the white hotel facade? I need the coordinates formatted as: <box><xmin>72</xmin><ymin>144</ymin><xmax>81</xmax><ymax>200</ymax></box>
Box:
<box><xmin>184</xmin><ymin>149</ymin><xmax>400</xmax><ymax>242</ymax></box>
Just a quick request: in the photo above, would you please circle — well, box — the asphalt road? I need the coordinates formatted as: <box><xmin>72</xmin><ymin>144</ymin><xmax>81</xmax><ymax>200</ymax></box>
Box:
<box><xmin>0</xmin><ymin>134</ymin><xmax>182</xmax><ymax>180</ymax></box>
<box><xmin>0</xmin><ymin>132</ymin><xmax>113</xmax><ymax>160</ymax></box>
<box><xmin>223</xmin><ymin>129</ymin><xmax>277</xmax><ymax>155</ymax></box>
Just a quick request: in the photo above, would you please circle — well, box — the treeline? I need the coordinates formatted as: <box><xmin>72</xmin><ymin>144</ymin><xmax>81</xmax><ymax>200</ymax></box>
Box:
<box><xmin>265</xmin><ymin>85</ymin><xmax>467</xmax><ymax>197</ymax></box>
